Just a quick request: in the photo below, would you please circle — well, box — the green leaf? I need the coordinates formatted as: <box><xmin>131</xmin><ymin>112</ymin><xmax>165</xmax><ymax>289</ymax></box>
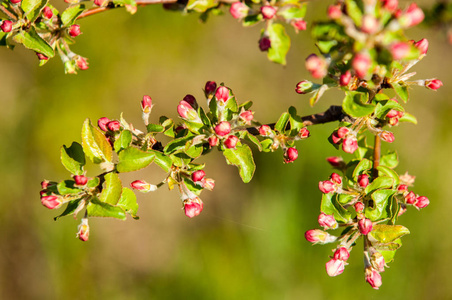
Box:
<box><xmin>87</xmin><ymin>197</ymin><xmax>126</xmax><ymax>220</ymax></box>
<box><xmin>13</xmin><ymin>27</ymin><xmax>54</xmax><ymax>58</ymax></box>
<box><xmin>185</xmin><ymin>143</ymin><xmax>203</xmax><ymax>159</ymax></box>
<box><xmin>379</xmin><ymin>238</ymin><xmax>402</xmax><ymax>263</ymax></box>
<box><xmin>149</xmin><ymin>150</ymin><xmax>172</xmax><ymax>172</ymax></box>
<box><xmin>60</xmin><ymin>142</ymin><xmax>85</xmax><ymax>175</ymax></box>
<box><xmin>392</xmin><ymin>82</ymin><xmax>409</xmax><ymax>103</ymax></box>
<box><xmin>61</xmin><ymin>4</ymin><xmax>86</xmax><ymax>26</ymax></box>
<box><xmin>223</xmin><ymin>144</ymin><xmax>255</xmax><ymax>183</ymax></box>
<box><xmin>87</xmin><ymin>177</ymin><xmax>100</xmax><ymax>188</ymax></box>
<box><xmin>373</xmin><ymin>99</ymin><xmax>404</xmax><ymax>119</ymax></box>
<box><xmin>377</xmin><ymin>165</ymin><xmax>399</xmax><ymax>186</ymax></box>
<box><xmin>352</xmin><ymin>158</ymin><xmax>372</xmax><ymax>179</ymax></box>
<box><xmin>369</xmin><ymin>224</ymin><xmax>410</xmax><ymax>243</ymax></box>
<box><xmin>21</xmin><ymin>0</ymin><xmax>47</xmax><ymax>22</ymax></box>
<box><xmin>275</xmin><ymin>112</ymin><xmax>290</xmax><ymax>132</ymax></box>
<box><xmin>364</xmin><ymin>176</ymin><xmax>394</xmax><ymax>194</ymax></box>
<box><xmin>164</xmin><ymin>135</ymin><xmax>194</xmax><ymax>155</ymax></box>
<box><xmin>147</xmin><ymin>124</ymin><xmax>165</xmax><ymax>133</ymax></box>
<box><xmin>186</xmin><ymin>0</ymin><xmax>218</xmax><ymax>12</ymax></box>
<box><xmin>320</xmin><ymin>193</ymin><xmax>352</xmax><ymax>223</ymax></box>
<box><xmin>57</xmin><ymin>180</ymin><xmax>83</xmax><ymax>195</ymax></box>
<box><xmin>260</xmin><ymin>139</ymin><xmax>273</xmax><ymax>152</ymax></box>
<box><xmin>267</xmin><ymin>23</ymin><xmax>290</xmax><ymax>65</ymax></box>
<box><xmin>117</xmin><ymin>187</ymin><xmax>139</xmax><ymax>219</ymax></box>
<box><xmin>288</xmin><ymin>106</ymin><xmax>304</xmax><ymax>132</ymax></box>
<box><xmin>365</xmin><ymin>189</ymin><xmax>395</xmax><ymax>221</ymax></box>
<box><xmin>345</xmin><ymin>0</ymin><xmax>363</xmax><ymax>26</ymax></box>
<box><xmin>399</xmin><ymin>112</ymin><xmax>417</xmax><ymax>124</ymax></box>
<box><xmin>343</xmin><ymin>92</ymin><xmax>375</xmax><ymax>118</ymax></box>
<box><xmin>54</xmin><ymin>198</ymin><xmax>83</xmax><ymax>220</ymax></box>
<box><xmin>278</xmin><ymin>4</ymin><xmax>307</xmax><ymax>20</ymax></box>
<box><xmin>114</xmin><ymin>130</ymin><xmax>132</xmax><ymax>152</ymax></box>
<box><xmin>100</xmin><ymin>173</ymin><xmax>122</xmax><ymax>205</ymax></box>
<box><xmin>244</xmin><ymin>132</ymin><xmax>262</xmax><ymax>151</ymax></box>
<box><xmin>380</xmin><ymin>151</ymin><xmax>398</xmax><ymax>168</ymax></box>
<box><xmin>81</xmin><ymin>119</ymin><xmax>113</xmax><ymax>164</ymax></box>
<box><xmin>243</xmin><ymin>14</ymin><xmax>263</xmax><ymax>27</ymax></box>
<box><xmin>117</xmin><ymin>147</ymin><xmax>155</xmax><ymax>173</ymax></box>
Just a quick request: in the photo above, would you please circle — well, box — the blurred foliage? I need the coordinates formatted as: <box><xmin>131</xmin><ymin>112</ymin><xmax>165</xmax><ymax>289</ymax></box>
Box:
<box><xmin>0</xmin><ymin>1</ymin><xmax>452</xmax><ymax>299</ymax></box>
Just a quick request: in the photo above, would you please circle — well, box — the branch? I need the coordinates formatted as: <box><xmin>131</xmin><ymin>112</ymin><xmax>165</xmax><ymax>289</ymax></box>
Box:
<box><xmin>372</xmin><ymin>135</ymin><xmax>381</xmax><ymax>178</ymax></box>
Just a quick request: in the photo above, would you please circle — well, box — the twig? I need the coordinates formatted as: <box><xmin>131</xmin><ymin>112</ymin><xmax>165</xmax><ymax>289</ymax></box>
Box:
<box><xmin>0</xmin><ymin>6</ymin><xmax>17</xmax><ymax>21</ymax></box>
<box><xmin>372</xmin><ymin>134</ymin><xmax>381</xmax><ymax>178</ymax></box>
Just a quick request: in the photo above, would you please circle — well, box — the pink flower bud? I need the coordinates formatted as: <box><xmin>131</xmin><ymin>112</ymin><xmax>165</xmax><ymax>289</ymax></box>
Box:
<box><xmin>318</xmin><ymin>212</ymin><xmax>338</xmax><ymax>229</ymax></box>
<box><xmin>130</xmin><ymin>180</ymin><xmax>157</xmax><ymax>192</ymax></box>
<box><xmin>192</xmin><ymin>170</ymin><xmax>206</xmax><ymax>182</ymax></box>
<box><xmin>215</xmin><ymin>86</ymin><xmax>230</xmax><ymax>103</ymax></box>
<box><xmin>405</xmin><ymin>191</ymin><xmax>416</xmax><ymax>204</ymax></box>
<box><xmin>41</xmin><ymin>180</ymin><xmax>51</xmax><ymax>189</ymax></box>
<box><xmin>183</xmin><ymin>94</ymin><xmax>197</xmax><ymax>108</ymax></box>
<box><xmin>358</xmin><ymin>218</ymin><xmax>373</xmax><ymax>235</ymax></box>
<box><xmin>336</xmin><ymin>127</ymin><xmax>350</xmax><ymax>139</ymax></box>
<box><xmin>184</xmin><ymin>197</ymin><xmax>203</xmax><ymax>218</ymax></box>
<box><xmin>203</xmin><ymin>178</ymin><xmax>215</xmax><ymax>191</ymax></box>
<box><xmin>425</xmin><ymin>79</ymin><xmax>443</xmax><ymax>90</ymax></box>
<box><xmin>284</xmin><ymin>147</ymin><xmax>298</xmax><ymax>163</ymax></box>
<box><xmin>77</xmin><ymin>218</ymin><xmax>89</xmax><ymax>242</ymax></box>
<box><xmin>340</xmin><ymin>70</ymin><xmax>352</xmax><ymax>86</ymax></box>
<box><xmin>354</xmin><ymin>201</ymin><xmax>364</xmax><ymax>212</ymax></box>
<box><xmin>205</xmin><ymin>81</ymin><xmax>217</xmax><ymax>95</ymax></box>
<box><xmin>239</xmin><ymin>110</ymin><xmax>254</xmax><ymax>124</ymax></box>
<box><xmin>298</xmin><ymin>127</ymin><xmax>310</xmax><ymax>139</ymax></box>
<box><xmin>141</xmin><ymin>95</ymin><xmax>153</xmax><ymax>112</ymax></box>
<box><xmin>177</xmin><ymin>100</ymin><xmax>200</xmax><ymax>122</ymax></box>
<box><xmin>295</xmin><ymin>80</ymin><xmax>313</xmax><ymax>94</ymax></box>
<box><xmin>390</xmin><ymin>42</ymin><xmax>410</xmax><ymax>60</ymax></box>
<box><xmin>305</xmin><ymin>54</ymin><xmax>327</xmax><ymax>79</ymax></box>
<box><xmin>401</xmin><ymin>3</ymin><xmax>424</xmax><ymax>27</ymax></box>
<box><xmin>397</xmin><ymin>184</ymin><xmax>408</xmax><ymax>193</ymax></box>
<box><xmin>98</xmin><ymin>117</ymin><xmax>110</xmax><ymax>131</ymax></box>
<box><xmin>327</xmin><ymin>4</ymin><xmax>342</xmax><ymax>19</ymax></box>
<box><xmin>74</xmin><ymin>175</ymin><xmax>88</xmax><ymax>186</ymax></box>
<box><xmin>358</xmin><ymin>174</ymin><xmax>369</xmax><ymax>188</ymax></box>
<box><xmin>107</xmin><ymin>120</ymin><xmax>121</xmax><ymax>132</ymax></box>
<box><xmin>415</xmin><ymin>196</ymin><xmax>429</xmax><ymax>209</ymax></box>
<box><xmin>326</xmin><ymin>156</ymin><xmax>343</xmax><ymax>167</ymax></box>
<box><xmin>259</xmin><ymin>125</ymin><xmax>272</xmax><ymax>136</ymax></box>
<box><xmin>69</xmin><ymin>24</ymin><xmax>81</xmax><ymax>37</ymax></box>
<box><xmin>41</xmin><ymin>195</ymin><xmax>62</xmax><ymax>209</ymax></box>
<box><xmin>386</xmin><ymin>109</ymin><xmax>400</xmax><ymax>118</ymax></box>
<box><xmin>333</xmin><ymin>247</ymin><xmax>350</xmax><ymax>261</ymax></box>
<box><xmin>36</xmin><ymin>53</ymin><xmax>48</xmax><ymax>61</ymax></box>
<box><xmin>380</xmin><ymin>131</ymin><xmax>395</xmax><ymax>143</ymax></box>
<box><xmin>305</xmin><ymin>229</ymin><xmax>337</xmax><ymax>244</ymax></box>
<box><xmin>229</xmin><ymin>2</ymin><xmax>249</xmax><ymax>19</ymax></box>
<box><xmin>365</xmin><ymin>268</ymin><xmax>382</xmax><ymax>289</ymax></box>
<box><xmin>1</xmin><ymin>20</ymin><xmax>13</xmax><ymax>33</ymax></box>
<box><xmin>208</xmin><ymin>135</ymin><xmax>219</xmax><ymax>147</ymax></box>
<box><xmin>76</xmin><ymin>57</ymin><xmax>89</xmax><ymax>70</ymax></box>
<box><xmin>414</xmin><ymin>38</ymin><xmax>428</xmax><ymax>55</ymax></box>
<box><xmin>388</xmin><ymin>117</ymin><xmax>399</xmax><ymax>126</ymax></box>
<box><xmin>292</xmin><ymin>19</ymin><xmax>306</xmax><ymax>31</ymax></box>
<box><xmin>361</xmin><ymin>15</ymin><xmax>379</xmax><ymax>34</ymax></box>
<box><xmin>215</xmin><ymin>121</ymin><xmax>231</xmax><ymax>136</ymax></box>
<box><xmin>325</xmin><ymin>259</ymin><xmax>345</xmax><ymax>277</ymax></box>
<box><xmin>43</xmin><ymin>6</ymin><xmax>53</xmax><ymax>19</ymax></box>
<box><xmin>259</xmin><ymin>37</ymin><xmax>271</xmax><ymax>51</ymax></box>
<box><xmin>331</xmin><ymin>131</ymin><xmax>341</xmax><ymax>144</ymax></box>
<box><xmin>224</xmin><ymin>135</ymin><xmax>239</xmax><ymax>149</ymax></box>
<box><xmin>10</xmin><ymin>0</ymin><xmax>21</xmax><ymax>3</ymax></box>
<box><xmin>382</xmin><ymin>0</ymin><xmax>398</xmax><ymax>12</ymax></box>
<box><xmin>330</xmin><ymin>173</ymin><xmax>342</xmax><ymax>185</ymax></box>
<box><xmin>261</xmin><ymin>5</ymin><xmax>276</xmax><ymax>19</ymax></box>
<box><xmin>371</xmin><ymin>252</ymin><xmax>386</xmax><ymax>272</ymax></box>
<box><xmin>352</xmin><ymin>53</ymin><xmax>371</xmax><ymax>79</ymax></box>
<box><xmin>342</xmin><ymin>136</ymin><xmax>358</xmax><ymax>153</ymax></box>
<box><xmin>319</xmin><ymin>180</ymin><xmax>337</xmax><ymax>194</ymax></box>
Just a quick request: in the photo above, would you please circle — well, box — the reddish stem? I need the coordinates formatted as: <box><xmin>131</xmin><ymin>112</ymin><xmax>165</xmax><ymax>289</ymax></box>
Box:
<box><xmin>372</xmin><ymin>134</ymin><xmax>381</xmax><ymax>178</ymax></box>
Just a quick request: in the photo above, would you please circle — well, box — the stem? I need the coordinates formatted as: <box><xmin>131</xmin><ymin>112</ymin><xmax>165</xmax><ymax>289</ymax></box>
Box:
<box><xmin>0</xmin><ymin>6</ymin><xmax>17</xmax><ymax>21</ymax></box>
<box><xmin>372</xmin><ymin>134</ymin><xmax>381</xmax><ymax>178</ymax></box>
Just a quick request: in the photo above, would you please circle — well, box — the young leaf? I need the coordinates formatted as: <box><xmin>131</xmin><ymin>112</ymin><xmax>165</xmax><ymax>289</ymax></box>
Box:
<box><xmin>267</xmin><ymin>23</ymin><xmax>290</xmax><ymax>65</ymax></box>
<box><xmin>342</xmin><ymin>92</ymin><xmax>375</xmax><ymax>118</ymax></box>
<box><xmin>54</xmin><ymin>198</ymin><xmax>84</xmax><ymax>220</ymax></box>
<box><xmin>149</xmin><ymin>150</ymin><xmax>173</xmax><ymax>173</ymax></box>
<box><xmin>186</xmin><ymin>0</ymin><xmax>218</xmax><ymax>13</ymax></box>
<box><xmin>320</xmin><ymin>193</ymin><xmax>352</xmax><ymax>223</ymax></box>
<box><xmin>117</xmin><ymin>187</ymin><xmax>139</xmax><ymax>219</ymax></box>
<box><xmin>377</xmin><ymin>165</ymin><xmax>400</xmax><ymax>186</ymax></box>
<box><xmin>21</xmin><ymin>0</ymin><xmax>48</xmax><ymax>22</ymax></box>
<box><xmin>380</xmin><ymin>151</ymin><xmax>399</xmax><ymax>168</ymax></box>
<box><xmin>223</xmin><ymin>144</ymin><xmax>255</xmax><ymax>183</ymax></box>
<box><xmin>57</xmin><ymin>180</ymin><xmax>83</xmax><ymax>195</ymax></box>
<box><xmin>364</xmin><ymin>176</ymin><xmax>394</xmax><ymax>194</ymax></box>
<box><xmin>61</xmin><ymin>4</ymin><xmax>86</xmax><ymax>26</ymax></box>
<box><xmin>60</xmin><ymin>142</ymin><xmax>85</xmax><ymax>175</ymax></box>
<box><xmin>87</xmin><ymin>197</ymin><xmax>126</xmax><ymax>220</ymax></box>
<box><xmin>116</xmin><ymin>147</ymin><xmax>155</xmax><ymax>173</ymax></box>
<box><xmin>81</xmin><ymin>119</ymin><xmax>113</xmax><ymax>164</ymax></box>
<box><xmin>392</xmin><ymin>82</ymin><xmax>409</xmax><ymax>103</ymax></box>
<box><xmin>369</xmin><ymin>224</ymin><xmax>410</xmax><ymax>243</ymax></box>
<box><xmin>365</xmin><ymin>189</ymin><xmax>395</xmax><ymax>221</ymax></box>
<box><xmin>275</xmin><ymin>112</ymin><xmax>290</xmax><ymax>132</ymax></box>
<box><xmin>352</xmin><ymin>158</ymin><xmax>372</xmax><ymax>179</ymax></box>
<box><xmin>114</xmin><ymin>130</ymin><xmax>133</xmax><ymax>152</ymax></box>
<box><xmin>12</xmin><ymin>27</ymin><xmax>54</xmax><ymax>58</ymax></box>
<box><xmin>100</xmin><ymin>173</ymin><xmax>122</xmax><ymax>205</ymax></box>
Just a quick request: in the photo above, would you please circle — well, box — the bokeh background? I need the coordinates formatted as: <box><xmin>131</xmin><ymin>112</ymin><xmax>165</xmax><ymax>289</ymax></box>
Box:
<box><xmin>1</xmin><ymin>0</ymin><xmax>451</xmax><ymax>299</ymax></box>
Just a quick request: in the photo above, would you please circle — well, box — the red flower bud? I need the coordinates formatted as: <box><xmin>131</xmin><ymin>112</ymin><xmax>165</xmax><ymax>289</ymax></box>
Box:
<box><xmin>354</xmin><ymin>201</ymin><xmax>364</xmax><ymax>212</ymax></box>
<box><xmin>43</xmin><ymin>6</ymin><xmax>53</xmax><ymax>19</ymax></box>
<box><xmin>361</xmin><ymin>15</ymin><xmax>379</xmax><ymax>34</ymax></box>
<box><xmin>319</xmin><ymin>180</ymin><xmax>336</xmax><ymax>194</ymax></box>
<box><xmin>215</xmin><ymin>86</ymin><xmax>230</xmax><ymax>103</ymax></box>
<box><xmin>36</xmin><ymin>53</ymin><xmax>48</xmax><ymax>61</ymax></box>
<box><xmin>69</xmin><ymin>24</ymin><xmax>81</xmax><ymax>37</ymax></box>
<box><xmin>327</xmin><ymin>4</ymin><xmax>342</xmax><ymax>19</ymax></box>
<box><xmin>215</xmin><ymin>121</ymin><xmax>231</xmax><ymax>136</ymax></box>
<box><xmin>336</xmin><ymin>127</ymin><xmax>350</xmax><ymax>139</ymax></box>
<box><xmin>318</xmin><ymin>212</ymin><xmax>338</xmax><ymax>229</ymax></box>
<box><xmin>208</xmin><ymin>136</ymin><xmax>219</xmax><ymax>147</ymax></box>
<box><xmin>107</xmin><ymin>120</ymin><xmax>121</xmax><ymax>132</ymax></box>
<box><xmin>365</xmin><ymin>268</ymin><xmax>382</xmax><ymax>289</ymax></box>
<box><xmin>298</xmin><ymin>127</ymin><xmax>310</xmax><ymax>139</ymax></box>
<box><xmin>340</xmin><ymin>70</ymin><xmax>352</xmax><ymax>86</ymax></box>
<box><xmin>130</xmin><ymin>180</ymin><xmax>157</xmax><ymax>192</ymax></box>
<box><xmin>305</xmin><ymin>54</ymin><xmax>327</xmax><ymax>79</ymax></box>
<box><xmin>141</xmin><ymin>95</ymin><xmax>153</xmax><ymax>112</ymax></box>
<box><xmin>330</xmin><ymin>173</ymin><xmax>342</xmax><ymax>185</ymax></box>
<box><xmin>74</xmin><ymin>175</ymin><xmax>88</xmax><ymax>186</ymax></box>
<box><xmin>1</xmin><ymin>20</ymin><xmax>13</xmax><ymax>33</ymax></box>
<box><xmin>397</xmin><ymin>184</ymin><xmax>408</xmax><ymax>193</ymax></box>
<box><xmin>414</xmin><ymin>38</ymin><xmax>428</xmax><ymax>55</ymax></box>
<box><xmin>77</xmin><ymin>218</ymin><xmax>89</xmax><ymax>242</ymax></box>
<box><xmin>184</xmin><ymin>197</ymin><xmax>203</xmax><ymax>218</ymax></box>
<box><xmin>333</xmin><ymin>247</ymin><xmax>350</xmax><ymax>261</ymax></box>
<box><xmin>94</xmin><ymin>0</ymin><xmax>107</xmax><ymax>6</ymax></box>
<box><xmin>98</xmin><ymin>117</ymin><xmax>110</xmax><ymax>131</ymax></box>
<box><xmin>295</xmin><ymin>80</ymin><xmax>313</xmax><ymax>94</ymax></box>
<box><xmin>415</xmin><ymin>196</ymin><xmax>429</xmax><ymax>209</ymax></box>
<box><xmin>10</xmin><ymin>0</ymin><xmax>21</xmax><ymax>3</ymax></box>
<box><xmin>239</xmin><ymin>110</ymin><xmax>254</xmax><ymax>124</ymax></box>
<box><xmin>382</xmin><ymin>0</ymin><xmax>398</xmax><ymax>12</ymax></box>
<box><xmin>326</xmin><ymin>156</ymin><xmax>343</xmax><ymax>167</ymax></box>
<box><xmin>41</xmin><ymin>195</ymin><xmax>62</xmax><ymax>209</ymax></box>
<box><xmin>305</xmin><ymin>229</ymin><xmax>337</xmax><ymax>244</ymax></box>
<box><xmin>425</xmin><ymin>79</ymin><xmax>443</xmax><ymax>90</ymax></box>
<box><xmin>331</xmin><ymin>131</ymin><xmax>341</xmax><ymax>144</ymax></box>
<box><xmin>386</xmin><ymin>109</ymin><xmax>400</xmax><ymax>118</ymax></box>
<box><xmin>183</xmin><ymin>94</ymin><xmax>197</xmax><ymax>108</ymax></box>
<box><xmin>352</xmin><ymin>53</ymin><xmax>371</xmax><ymax>79</ymax></box>
<box><xmin>401</xmin><ymin>3</ymin><xmax>424</xmax><ymax>27</ymax></box>
<box><xmin>205</xmin><ymin>81</ymin><xmax>217</xmax><ymax>95</ymax></box>
<box><xmin>358</xmin><ymin>218</ymin><xmax>373</xmax><ymax>235</ymax></box>
<box><xmin>284</xmin><ymin>147</ymin><xmax>298</xmax><ymax>163</ymax></box>
<box><xmin>292</xmin><ymin>19</ymin><xmax>306</xmax><ymax>31</ymax></box>
<box><xmin>390</xmin><ymin>42</ymin><xmax>410</xmax><ymax>60</ymax></box>
<box><xmin>371</xmin><ymin>252</ymin><xmax>386</xmax><ymax>272</ymax></box>
<box><xmin>260</xmin><ymin>5</ymin><xmax>276</xmax><ymax>19</ymax></box>
<box><xmin>203</xmin><ymin>178</ymin><xmax>215</xmax><ymax>191</ymax></box>
<box><xmin>76</xmin><ymin>57</ymin><xmax>89</xmax><ymax>70</ymax></box>
<box><xmin>259</xmin><ymin>37</ymin><xmax>271</xmax><ymax>51</ymax></box>
<box><xmin>358</xmin><ymin>174</ymin><xmax>369</xmax><ymax>188</ymax></box>
<box><xmin>259</xmin><ymin>125</ymin><xmax>272</xmax><ymax>136</ymax></box>
<box><xmin>224</xmin><ymin>135</ymin><xmax>239</xmax><ymax>149</ymax></box>
<box><xmin>405</xmin><ymin>191</ymin><xmax>416</xmax><ymax>204</ymax></box>
<box><xmin>380</xmin><ymin>131</ymin><xmax>395</xmax><ymax>143</ymax></box>
<box><xmin>342</xmin><ymin>136</ymin><xmax>358</xmax><ymax>153</ymax></box>
<box><xmin>325</xmin><ymin>259</ymin><xmax>345</xmax><ymax>277</ymax></box>
<box><xmin>192</xmin><ymin>170</ymin><xmax>206</xmax><ymax>182</ymax></box>
<box><xmin>177</xmin><ymin>100</ymin><xmax>201</xmax><ymax>122</ymax></box>
<box><xmin>230</xmin><ymin>2</ymin><xmax>249</xmax><ymax>19</ymax></box>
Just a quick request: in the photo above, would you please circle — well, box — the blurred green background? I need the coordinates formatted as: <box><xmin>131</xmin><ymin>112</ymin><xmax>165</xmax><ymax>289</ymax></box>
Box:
<box><xmin>1</xmin><ymin>0</ymin><xmax>451</xmax><ymax>299</ymax></box>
